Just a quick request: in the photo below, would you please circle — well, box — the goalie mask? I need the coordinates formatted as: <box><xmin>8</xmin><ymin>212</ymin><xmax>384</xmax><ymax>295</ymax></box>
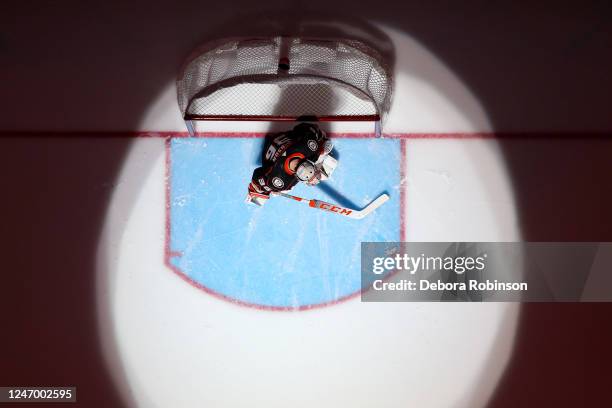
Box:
<box><xmin>295</xmin><ymin>160</ymin><xmax>316</xmax><ymax>182</ymax></box>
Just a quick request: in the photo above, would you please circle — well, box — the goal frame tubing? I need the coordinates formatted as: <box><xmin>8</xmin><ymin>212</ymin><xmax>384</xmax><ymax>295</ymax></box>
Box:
<box><xmin>183</xmin><ymin>116</ymin><xmax>382</xmax><ymax>137</ymax></box>
<box><xmin>184</xmin><ymin>114</ymin><xmax>380</xmax><ymax>122</ymax></box>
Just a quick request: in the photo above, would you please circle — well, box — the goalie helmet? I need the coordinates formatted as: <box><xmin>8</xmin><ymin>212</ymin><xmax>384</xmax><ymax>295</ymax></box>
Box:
<box><xmin>295</xmin><ymin>160</ymin><xmax>316</xmax><ymax>182</ymax></box>
<box><xmin>293</xmin><ymin>122</ymin><xmax>325</xmax><ymax>141</ymax></box>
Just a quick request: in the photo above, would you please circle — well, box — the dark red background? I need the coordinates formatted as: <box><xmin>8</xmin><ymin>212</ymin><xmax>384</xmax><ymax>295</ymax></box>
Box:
<box><xmin>1</xmin><ymin>1</ymin><xmax>611</xmax><ymax>406</ymax></box>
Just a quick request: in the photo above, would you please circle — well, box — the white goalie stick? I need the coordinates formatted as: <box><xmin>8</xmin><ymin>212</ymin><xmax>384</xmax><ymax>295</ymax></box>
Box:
<box><xmin>272</xmin><ymin>192</ymin><xmax>389</xmax><ymax>219</ymax></box>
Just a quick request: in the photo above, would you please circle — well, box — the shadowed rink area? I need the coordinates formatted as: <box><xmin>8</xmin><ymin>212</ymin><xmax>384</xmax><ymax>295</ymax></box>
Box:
<box><xmin>1</xmin><ymin>1</ymin><xmax>612</xmax><ymax>407</ymax></box>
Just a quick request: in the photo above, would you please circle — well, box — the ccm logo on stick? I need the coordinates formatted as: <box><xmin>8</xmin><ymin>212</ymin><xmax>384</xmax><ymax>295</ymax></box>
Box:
<box><xmin>272</xmin><ymin>192</ymin><xmax>389</xmax><ymax>220</ymax></box>
<box><xmin>316</xmin><ymin>203</ymin><xmax>353</xmax><ymax>215</ymax></box>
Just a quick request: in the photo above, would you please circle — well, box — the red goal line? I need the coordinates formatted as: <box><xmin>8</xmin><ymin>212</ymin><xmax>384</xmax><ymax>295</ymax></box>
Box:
<box><xmin>1</xmin><ymin>131</ymin><xmax>610</xmax><ymax>139</ymax></box>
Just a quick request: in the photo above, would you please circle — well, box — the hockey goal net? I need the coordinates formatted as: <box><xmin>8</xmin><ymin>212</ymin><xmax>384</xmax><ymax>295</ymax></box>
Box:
<box><xmin>177</xmin><ymin>37</ymin><xmax>392</xmax><ymax>135</ymax></box>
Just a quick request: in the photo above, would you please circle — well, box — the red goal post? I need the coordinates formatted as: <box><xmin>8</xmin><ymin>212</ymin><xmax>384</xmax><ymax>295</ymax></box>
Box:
<box><xmin>176</xmin><ymin>36</ymin><xmax>393</xmax><ymax>136</ymax></box>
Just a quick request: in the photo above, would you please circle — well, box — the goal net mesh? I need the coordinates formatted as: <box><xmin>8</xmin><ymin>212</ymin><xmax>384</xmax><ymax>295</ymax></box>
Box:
<box><xmin>177</xmin><ymin>37</ymin><xmax>392</xmax><ymax>122</ymax></box>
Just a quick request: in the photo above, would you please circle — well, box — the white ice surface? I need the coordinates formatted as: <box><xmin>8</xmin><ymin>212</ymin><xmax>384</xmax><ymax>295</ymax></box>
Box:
<box><xmin>98</xmin><ymin>24</ymin><xmax>521</xmax><ymax>408</ymax></box>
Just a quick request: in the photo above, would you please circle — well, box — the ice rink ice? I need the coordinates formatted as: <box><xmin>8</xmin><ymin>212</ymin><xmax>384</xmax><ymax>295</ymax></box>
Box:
<box><xmin>97</xmin><ymin>25</ymin><xmax>521</xmax><ymax>408</ymax></box>
<box><xmin>168</xmin><ymin>137</ymin><xmax>400</xmax><ymax>309</ymax></box>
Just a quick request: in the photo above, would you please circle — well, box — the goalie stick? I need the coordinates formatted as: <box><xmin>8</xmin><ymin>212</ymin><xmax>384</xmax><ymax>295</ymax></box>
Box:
<box><xmin>272</xmin><ymin>192</ymin><xmax>389</xmax><ymax>219</ymax></box>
